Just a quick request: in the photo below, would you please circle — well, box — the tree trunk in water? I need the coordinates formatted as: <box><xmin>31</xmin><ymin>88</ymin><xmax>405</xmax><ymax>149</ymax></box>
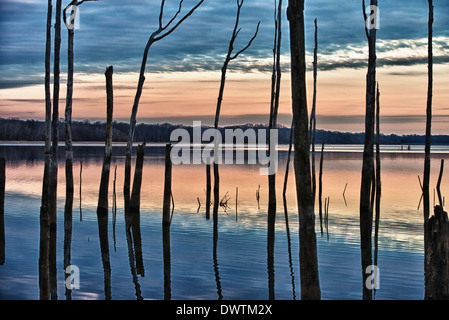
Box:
<box><xmin>360</xmin><ymin>0</ymin><xmax>377</xmax><ymax>300</ymax></box>
<box><xmin>48</xmin><ymin>0</ymin><xmax>62</xmax><ymax>301</ymax></box>
<box><xmin>374</xmin><ymin>84</ymin><xmax>381</xmax><ymax>280</ymax></box>
<box><xmin>268</xmin><ymin>0</ymin><xmax>282</xmax><ymax>219</ymax></box>
<box><xmin>423</xmin><ymin>1</ymin><xmax>433</xmax><ymax>280</ymax></box>
<box><xmin>425</xmin><ymin>205</ymin><xmax>449</xmax><ymax>299</ymax></box>
<box><xmin>163</xmin><ymin>144</ymin><xmax>173</xmax><ymax>226</ymax></box>
<box><xmin>63</xmin><ymin>19</ymin><xmax>75</xmax><ymax>301</ymax></box>
<box><xmin>206</xmin><ymin>161</ymin><xmax>211</xmax><ymax>220</ymax></box>
<box><xmin>0</xmin><ymin>158</ymin><xmax>5</xmax><ymax>265</ymax></box>
<box><xmin>39</xmin><ymin>0</ymin><xmax>52</xmax><ymax>300</ymax></box>
<box><xmin>309</xmin><ymin>18</ymin><xmax>318</xmax><ymax>202</ymax></box>
<box><xmin>96</xmin><ymin>66</ymin><xmax>114</xmax><ymax>300</ymax></box>
<box><xmin>163</xmin><ymin>222</ymin><xmax>171</xmax><ymax>300</ymax></box>
<box><xmin>319</xmin><ymin>143</ymin><xmax>324</xmax><ymax>236</ymax></box>
<box><xmin>128</xmin><ymin>143</ymin><xmax>146</xmax><ymax>277</ymax></box>
<box><xmin>124</xmin><ymin>0</ymin><xmax>205</xmax><ymax>213</ymax></box>
<box><xmin>287</xmin><ymin>0</ymin><xmax>321</xmax><ymax>300</ymax></box>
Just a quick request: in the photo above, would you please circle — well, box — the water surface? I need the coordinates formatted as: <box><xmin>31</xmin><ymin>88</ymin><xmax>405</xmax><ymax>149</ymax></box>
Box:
<box><xmin>0</xmin><ymin>143</ymin><xmax>447</xmax><ymax>300</ymax></box>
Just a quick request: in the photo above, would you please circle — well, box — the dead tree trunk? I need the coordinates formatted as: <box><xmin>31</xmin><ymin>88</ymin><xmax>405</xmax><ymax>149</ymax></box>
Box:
<box><xmin>62</xmin><ymin>2</ymin><xmax>77</xmax><ymax>301</ymax></box>
<box><xmin>163</xmin><ymin>144</ymin><xmax>173</xmax><ymax>226</ymax></box>
<box><xmin>287</xmin><ymin>0</ymin><xmax>321</xmax><ymax>300</ymax></box>
<box><xmin>0</xmin><ymin>157</ymin><xmax>5</xmax><ymax>265</ymax></box>
<box><xmin>213</xmin><ymin>0</ymin><xmax>260</xmax><ymax>219</ymax></box>
<box><xmin>360</xmin><ymin>0</ymin><xmax>378</xmax><ymax>300</ymax></box>
<box><xmin>96</xmin><ymin>66</ymin><xmax>114</xmax><ymax>300</ymax></box>
<box><xmin>79</xmin><ymin>161</ymin><xmax>83</xmax><ymax>221</ymax></box>
<box><xmin>206</xmin><ymin>160</ymin><xmax>211</xmax><ymax>220</ymax></box>
<box><xmin>425</xmin><ymin>205</ymin><xmax>449</xmax><ymax>299</ymax></box>
<box><xmin>268</xmin><ymin>0</ymin><xmax>282</xmax><ymax>217</ymax></box>
<box><xmin>124</xmin><ymin>0</ymin><xmax>205</xmax><ymax>211</ymax></box>
<box><xmin>319</xmin><ymin>142</ymin><xmax>324</xmax><ymax>236</ymax></box>
<box><xmin>309</xmin><ymin>18</ymin><xmax>318</xmax><ymax>202</ymax></box>
<box><xmin>129</xmin><ymin>143</ymin><xmax>146</xmax><ymax>277</ymax></box>
<box><xmin>97</xmin><ymin>66</ymin><xmax>114</xmax><ymax>215</ymax></box>
<box><xmin>47</xmin><ymin>0</ymin><xmax>62</xmax><ymax>301</ymax></box>
<box><xmin>39</xmin><ymin>0</ymin><xmax>53</xmax><ymax>300</ymax></box>
<box><xmin>374</xmin><ymin>83</ymin><xmax>381</xmax><ymax>275</ymax></box>
<box><xmin>436</xmin><ymin>159</ymin><xmax>444</xmax><ymax>208</ymax></box>
<box><xmin>423</xmin><ymin>2</ymin><xmax>434</xmax><ymax>273</ymax></box>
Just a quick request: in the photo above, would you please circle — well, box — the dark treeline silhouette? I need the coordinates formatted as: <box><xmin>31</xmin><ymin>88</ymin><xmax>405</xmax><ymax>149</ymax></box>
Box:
<box><xmin>1</xmin><ymin>118</ymin><xmax>449</xmax><ymax>146</ymax></box>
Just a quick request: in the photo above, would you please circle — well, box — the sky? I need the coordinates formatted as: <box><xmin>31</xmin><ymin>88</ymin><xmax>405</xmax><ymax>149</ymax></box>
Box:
<box><xmin>0</xmin><ymin>0</ymin><xmax>448</xmax><ymax>135</ymax></box>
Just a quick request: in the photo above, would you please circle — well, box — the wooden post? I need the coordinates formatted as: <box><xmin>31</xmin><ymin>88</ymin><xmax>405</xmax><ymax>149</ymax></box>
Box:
<box><xmin>163</xmin><ymin>143</ymin><xmax>173</xmax><ymax>226</ymax></box>
<box><xmin>0</xmin><ymin>157</ymin><xmax>5</xmax><ymax>265</ymax></box>
<box><xmin>425</xmin><ymin>205</ymin><xmax>449</xmax><ymax>299</ymax></box>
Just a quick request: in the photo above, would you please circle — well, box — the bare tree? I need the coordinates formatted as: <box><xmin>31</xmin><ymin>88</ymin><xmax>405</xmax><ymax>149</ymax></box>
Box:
<box><xmin>287</xmin><ymin>0</ymin><xmax>321</xmax><ymax>299</ymax></box>
<box><xmin>309</xmin><ymin>18</ymin><xmax>318</xmax><ymax>201</ymax></box>
<box><xmin>268</xmin><ymin>0</ymin><xmax>282</xmax><ymax>220</ymax></box>
<box><xmin>62</xmin><ymin>0</ymin><xmax>99</xmax><ymax>300</ymax></box>
<box><xmin>360</xmin><ymin>0</ymin><xmax>378</xmax><ymax>300</ymax></box>
<box><xmin>212</xmin><ymin>0</ymin><xmax>260</xmax><ymax>217</ymax></box>
<box><xmin>423</xmin><ymin>0</ymin><xmax>434</xmax><ymax>278</ymax></box>
<box><xmin>124</xmin><ymin>0</ymin><xmax>205</xmax><ymax>211</ymax></box>
<box><xmin>373</xmin><ymin>83</ymin><xmax>381</xmax><ymax>299</ymax></box>
<box><xmin>39</xmin><ymin>0</ymin><xmax>53</xmax><ymax>301</ymax></box>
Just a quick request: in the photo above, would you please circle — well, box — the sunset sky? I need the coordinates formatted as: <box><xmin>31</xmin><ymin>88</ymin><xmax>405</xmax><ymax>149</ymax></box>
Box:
<box><xmin>0</xmin><ymin>0</ymin><xmax>448</xmax><ymax>135</ymax></box>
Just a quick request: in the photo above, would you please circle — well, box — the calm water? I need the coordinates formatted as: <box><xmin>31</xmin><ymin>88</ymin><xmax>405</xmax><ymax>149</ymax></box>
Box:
<box><xmin>0</xmin><ymin>143</ymin><xmax>448</xmax><ymax>300</ymax></box>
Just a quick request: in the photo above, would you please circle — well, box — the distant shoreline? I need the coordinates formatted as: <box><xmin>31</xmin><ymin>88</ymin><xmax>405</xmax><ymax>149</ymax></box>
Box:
<box><xmin>1</xmin><ymin>118</ymin><xmax>448</xmax><ymax>146</ymax></box>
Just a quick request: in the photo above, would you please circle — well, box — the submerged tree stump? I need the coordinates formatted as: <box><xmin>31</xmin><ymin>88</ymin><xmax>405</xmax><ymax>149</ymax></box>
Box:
<box><xmin>425</xmin><ymin>205</ymin><xmax>449</xmax><ymax>299</ymax></box>
<box><xmin>163</xmin><ymin>143</ymin><xmax>172</xmax><ymax>226</ymax></box>
<box><xmin>0</xmin><ymin>157</ymin><xmax>5</xmax><ymax>265</ymax></box>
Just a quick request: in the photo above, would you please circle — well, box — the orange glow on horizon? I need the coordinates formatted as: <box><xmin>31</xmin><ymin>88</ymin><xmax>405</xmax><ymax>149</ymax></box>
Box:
<box><xmin>0</xmin><ymin>64</ymin><xmax>448</xmax><ymax>135</ymax></box>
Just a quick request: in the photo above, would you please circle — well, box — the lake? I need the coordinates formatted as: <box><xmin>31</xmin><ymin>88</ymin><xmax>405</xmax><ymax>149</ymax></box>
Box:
<box><xmin>0</xmin><ymin>143</ymin><xmax>448</xmax><ymax>300</ymax></box>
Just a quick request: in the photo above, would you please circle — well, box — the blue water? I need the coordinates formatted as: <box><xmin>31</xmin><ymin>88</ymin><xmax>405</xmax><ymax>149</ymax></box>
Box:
<box><xmin>0</xmin><ymin>191</ymin><xmax>424</xmax><ymax>300</ymax></box>
<box><xmin>0</xmin><ymin>144</ymin><xmax>436</xmax><ymax>300</ymax></box>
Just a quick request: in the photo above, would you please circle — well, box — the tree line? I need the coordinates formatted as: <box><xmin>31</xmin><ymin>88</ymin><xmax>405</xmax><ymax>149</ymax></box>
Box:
<box><xmin>1</xmin><ymin>118</ymin><xmax>448</xmax><ymax>146</ymax></box>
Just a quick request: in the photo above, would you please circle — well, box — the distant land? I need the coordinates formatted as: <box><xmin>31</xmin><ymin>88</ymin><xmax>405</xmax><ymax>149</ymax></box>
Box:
<box><xmin>1</xmin><ymin>118</ymin><xmax>448</xmax><ymax>145</ymax></box>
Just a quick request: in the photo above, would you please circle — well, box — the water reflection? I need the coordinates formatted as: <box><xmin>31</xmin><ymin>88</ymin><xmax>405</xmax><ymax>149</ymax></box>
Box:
<box><xmin>1</xmin><ymin>143</ymin><xmax>448</xmax><ymax>299</ymax></box>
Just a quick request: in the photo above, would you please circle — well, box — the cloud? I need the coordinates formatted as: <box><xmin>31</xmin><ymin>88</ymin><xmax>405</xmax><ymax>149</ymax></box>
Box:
<box><xmin>1</xmin><ymin>0</ymin><xmax>449</xmax><ymax>89</ymax></box>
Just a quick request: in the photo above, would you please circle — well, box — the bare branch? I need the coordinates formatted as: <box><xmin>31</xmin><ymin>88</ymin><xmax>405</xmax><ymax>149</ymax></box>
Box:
<box><xmin>362</xmin><ymin>0</ymin><xmax>370</xmax><ymax>39</ymax></box>
<box><xmin>229</xmin><ymin>21</ymin><xmax>260</xmax><ymax>61</ymax></box>
<box><xmin>160</xmin><ymin>0</ymin><xmax>184</xmax><ymax>33</ymax></box>
<box><xmin>154</xmin><ymin>0</ymin><xmax>205</xmax><ymax>42</ymax></box>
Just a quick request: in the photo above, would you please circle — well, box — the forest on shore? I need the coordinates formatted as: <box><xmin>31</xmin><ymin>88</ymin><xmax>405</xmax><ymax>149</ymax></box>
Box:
<box><xmin>1</xmin><ymin>117</ymin><xmax>448</xmax><ymax>145</ymax></box>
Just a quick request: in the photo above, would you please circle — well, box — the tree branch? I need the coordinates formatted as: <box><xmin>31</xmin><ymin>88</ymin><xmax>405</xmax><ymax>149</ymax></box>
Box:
<box><xmin>362</xmin><ymin>0</ymin><xmax>370</xmax><ymax>40</ymax></box>
<box><xmin>160</xmin><ymin>0</ymin><xmax>184</xmax><ymax>33</ymax></box>
<box><xmin>154</xmin><ymin>0</ymin><xmax>205</xmax><ymax>42</ymax></box>
<box><xmin>229</xmin><ymin>21</ymin><xmax>260</xmax><ymax>61</ymax></box>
